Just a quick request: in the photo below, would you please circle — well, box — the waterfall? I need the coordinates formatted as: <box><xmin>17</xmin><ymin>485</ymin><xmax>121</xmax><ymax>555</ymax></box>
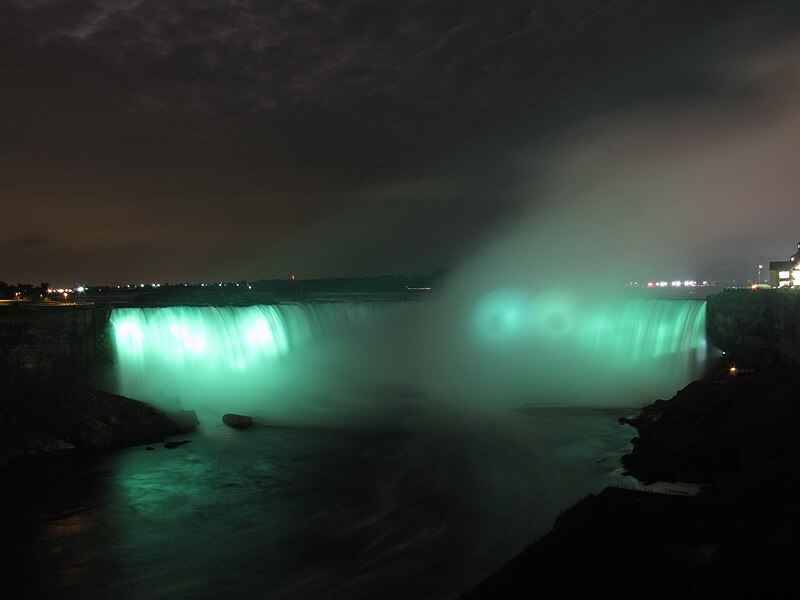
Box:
<box><xmin>577</xmin><ymin>299</ymin><xmax>707</xmax><ymax>372</ymax></box>
<box><xmin>456</xmin><ymin>295</ymin><xmax>710</xmax><ymax>406</ymax></box>
<box><xmin>110</xmin><ymin>302</ymin><xmax>398</xmax><ymax>414</ymax></box>
<box><xmin>110</xmin><ymin>298</ymin><xmax>710</xmax><ymax>416</ymax></box>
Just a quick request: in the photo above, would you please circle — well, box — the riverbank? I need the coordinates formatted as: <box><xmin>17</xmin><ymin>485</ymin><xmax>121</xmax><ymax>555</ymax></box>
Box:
<box><xmin>463</xmin><ymin>363</ymin><xmax>800</xmax><ymax>598</ymax></box>
<box><xmin>0</xmin><ymin>384</ymin><xmax>198</xmax><ymax>469</ymax></box>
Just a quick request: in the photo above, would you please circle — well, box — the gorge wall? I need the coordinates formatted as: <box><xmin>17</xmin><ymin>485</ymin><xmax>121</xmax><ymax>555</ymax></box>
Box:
<box><xmin>0</xmin><ymin>304</ymin><xmax>112</xmax><ymax>385</ymax></box>
<box><xmin>706</xmin><ymin>289</ymin><xmax>800</xmax><ymax>369</ymax></box>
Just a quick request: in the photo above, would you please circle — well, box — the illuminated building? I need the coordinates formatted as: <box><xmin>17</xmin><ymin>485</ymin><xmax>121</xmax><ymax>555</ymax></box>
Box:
<box><xmin>769</xmin><ymin>240</ymin><xmax>800</xmax><ymax>287</ymax></box>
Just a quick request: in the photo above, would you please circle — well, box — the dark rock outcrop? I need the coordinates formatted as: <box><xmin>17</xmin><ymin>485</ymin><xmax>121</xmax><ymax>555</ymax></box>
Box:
<box><xmin>164</xmin><ymin>440</ymin><xmax>191</xmax><ymax>449</ymax></box>
<box><xmin>0</xmin><ymin>384</ymin><xmax>198</xmax><ymax>468</ymax></box>
<box><xmin>223</xmin><ymin>413</ymin><xmax>253</xmax><ymax>429</ymax></box>
<box><xmin>463</xmin><ymin>487</ymin><xmax>725</xmax><ymax>600</ymax></box>
<box><xmin>464</xmin><ymin>362</ymin><xmax>800</xmax><ymax>599</ymax></box>
<box><xmin>73</xmin><ymin>414</ymin><xmax>113</xmax><ymax>449</ymax></box>
<box><xmin>621</xmin><ymin>371</ymin><xmax>800</xmax><ymax>484</ymax></box>
<box><xmin>165</xmin><ymin>409</ymin><xmax>200</xmax><ymax>431</ymax></box>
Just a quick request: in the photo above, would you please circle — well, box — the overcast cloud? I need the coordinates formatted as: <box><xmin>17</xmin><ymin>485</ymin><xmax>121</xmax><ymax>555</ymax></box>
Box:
<box><xmin>1</xmin><ymin>0</ymin><xmax>798</xmax><ymax>284</ymax></box>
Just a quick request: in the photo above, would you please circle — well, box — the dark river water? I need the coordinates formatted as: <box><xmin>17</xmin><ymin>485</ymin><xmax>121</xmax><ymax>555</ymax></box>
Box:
<box><xmin>3</xmin><ymin>407</ymin><xmax>635</xmax><ymax>599</ymax></box>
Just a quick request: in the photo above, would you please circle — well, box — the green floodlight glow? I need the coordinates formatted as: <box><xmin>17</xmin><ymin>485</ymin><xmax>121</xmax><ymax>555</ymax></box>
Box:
<box><xmin>465</xmin><ymin>293</ymin><xmax>709</xmax><ymax>404</ymax></box>
<box><xmin>109</xmin><ymin>303</ymin><xmax>394</xmax><ymax>414</ymax></box>
<box><xmin>473</xmin><ymin>289</ymin><xmax>531</xmax><ymax>343</ymax></box>
<box><xmin>473</xmin><ymin>290</ymin><xmax>705</xmax><ymax>360</ymax></box>
<box><xmin>472</xmin><ymin>293</ymin><xmax>706</xmax><ymax>364</ymax></box>
<box><xmin>109</xmin><ymin>298</ymin><xmax>709</xmax><ymax>418</ymax></box>
<box><xmin>532</xmin><ymin>290</ymin><xmax>578</xmax><ymax>340</ymax></box>
<box><xmin>115</xmin><ymin>320</ymin><xmax>144</xmax><ymax>356</ymax></box>
<box><xmin>576</xmin><ymin>299</ymin><xmax>707</xmax><ymax>366</ymax></box>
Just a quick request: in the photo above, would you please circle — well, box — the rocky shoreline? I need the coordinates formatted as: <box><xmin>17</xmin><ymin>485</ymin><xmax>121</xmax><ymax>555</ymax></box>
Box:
<box><xmin>0</xmin><ymin>384</ymin><xmax>198</xmax><ymax>470</ymax></box>
<box><xmin>463</xmin><ymin>363</ymin><xmax>800</xmax><ymax>599</ymax></box>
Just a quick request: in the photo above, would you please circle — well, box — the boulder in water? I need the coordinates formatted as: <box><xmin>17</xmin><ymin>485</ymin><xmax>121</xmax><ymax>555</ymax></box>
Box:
<box><xmin>223</xmin><ymin>413</ymin><xmax>253</xmax><ymax>429</ymax></box>
<box><xmin>164</xmin><ymin>440</ymin><xmax>191</xmax><ymax>449</ymax></box>
<box><xmin>166</xmin><ymin>409</ymin><xmax>199</xmax><ymax>430</ymax></box>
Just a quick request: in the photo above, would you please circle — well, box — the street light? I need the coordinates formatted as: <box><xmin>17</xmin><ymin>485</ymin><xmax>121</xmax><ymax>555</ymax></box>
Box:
<box><xmin>758</xmin><ymin>264</ymin><xmax>763</xmax><ymax>284</ymax></box>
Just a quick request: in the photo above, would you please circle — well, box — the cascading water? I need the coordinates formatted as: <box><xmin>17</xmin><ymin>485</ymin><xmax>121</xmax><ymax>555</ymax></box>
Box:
<box><xmin>472</xmin><ymin>294</ymin><xmax>707</xmax><ymax>362</ymax></box>
<box><xmin>577</xmin><ymin>299</ymin><xmax>707</xmax><ymax>372</ymax></box>
<box><xmin>110</xmin><ymin>302</ymin><xmax>400</xmax><ymax>416</ymax></box>
<box><xmin>447</xmin><ymin>293</ymin><xmax>710</xmax><ymax>406</ymax></box>
<box><xmin>110</xmin><ymin>297</ymin><xmax>709</xmax><ymax>417</ymax></box>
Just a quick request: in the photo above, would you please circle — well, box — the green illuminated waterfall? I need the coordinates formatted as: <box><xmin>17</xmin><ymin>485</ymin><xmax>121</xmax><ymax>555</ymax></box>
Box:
<box><xmin>110</xmin><ymin>298</ymin><xmax>709</xmax><ymax>417</ymax></box>
<box><xmin>462</xmin><ymin>294</ymin><xmax>709</xmax><ymax>405</ymax></box>
<box><xmin>110</xmin><ymin>302</ymin><xmax>395</xmax><ymax>416</ymax></box>
<box><xmin>576</xmin><ymin>299</ymin><xmax>707</xmax><ymax>367</ymax></box>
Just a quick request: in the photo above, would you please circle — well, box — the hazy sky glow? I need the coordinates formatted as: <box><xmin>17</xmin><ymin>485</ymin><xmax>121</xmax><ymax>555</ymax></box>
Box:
<box><xmin>2</xmin><ymin>1</ymin><xmax>799</xmax><ymax>284</ymax></box>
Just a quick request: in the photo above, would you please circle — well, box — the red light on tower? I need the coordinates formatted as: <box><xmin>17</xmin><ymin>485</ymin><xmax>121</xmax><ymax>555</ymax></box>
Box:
<box><xmin>290</xmin><ymin>274</ymin><xmax>296</xmax><ymax>281</ymax></box>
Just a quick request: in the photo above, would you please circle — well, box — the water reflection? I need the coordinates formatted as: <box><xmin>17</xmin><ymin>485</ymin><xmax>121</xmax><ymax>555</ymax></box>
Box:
<box><xmin>4</xmin><ymin>408</ymin><xmax>633</xmax><ymax>599</ymax></box>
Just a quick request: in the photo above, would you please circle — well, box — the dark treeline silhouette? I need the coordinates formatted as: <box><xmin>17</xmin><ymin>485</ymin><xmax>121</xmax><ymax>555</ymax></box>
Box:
<box><xmin>250</xmin><ymin>271</ymin><xmax>446</xmax><ymax>294</ymax></box>
<box><xmin>0</xmin><ymin>271</ymin><xmax>448</xmax><ymax>303</ymax></box>
<box><xmin>0</xmin><ymin>282</ymin><xmax>49</xmax><ymax>300</ymax></box>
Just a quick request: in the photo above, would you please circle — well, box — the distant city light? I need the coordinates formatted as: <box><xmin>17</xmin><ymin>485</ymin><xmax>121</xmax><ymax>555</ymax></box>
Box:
<box><xmin>644</xmin><ymin>279</ymin><xmax>708</xmax><ymax>289</ymax></box>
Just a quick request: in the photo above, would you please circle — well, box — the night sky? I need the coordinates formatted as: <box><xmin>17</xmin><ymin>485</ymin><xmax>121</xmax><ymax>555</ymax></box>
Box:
<box><xmin>2</xmin><ymin>1</ymin><xmax>800</xmax><ymax>285</ymax></box>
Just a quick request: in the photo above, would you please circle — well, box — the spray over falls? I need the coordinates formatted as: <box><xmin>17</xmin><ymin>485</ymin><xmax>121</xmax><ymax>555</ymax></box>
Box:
<box><xmin>455</xmin><ymin>291</ymin><xmax>709</xmax><ymax>405</ymax></box>
<box><xmin>110</xmin><ymin>298</ymin><xmax>709</xmax><ymax>419</ymax></box>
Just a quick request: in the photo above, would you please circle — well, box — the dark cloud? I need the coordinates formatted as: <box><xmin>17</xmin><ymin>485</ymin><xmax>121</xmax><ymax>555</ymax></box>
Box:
<box><xmin>1</xmin><ymin>0</ymin><xmax>799</xmax><ymax>284</ymax></box>
<box><xmin>3</xmin><ymin>234</ymin><xmax>52</xmax><ymax>248</ymax></box>
<box><xmin>1</xmin><ymin>1</ymin><xmax>755</xmax><ymax>125</ymax></box>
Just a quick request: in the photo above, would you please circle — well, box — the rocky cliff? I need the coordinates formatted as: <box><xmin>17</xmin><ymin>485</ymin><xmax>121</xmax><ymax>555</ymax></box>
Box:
<box><xmin>706</xmin><ymin>289</ymin><xmax>800</xmax><ymax>369</ymax></box>
<box><xmin>0</xmin><ymin>305</ymin><xmax>197</xmax><ymax>469</ymax></box>
<box><xmin>0</xmin><ymin>304</ymin><xmax>112</xmax><ymax>385</ymax></box>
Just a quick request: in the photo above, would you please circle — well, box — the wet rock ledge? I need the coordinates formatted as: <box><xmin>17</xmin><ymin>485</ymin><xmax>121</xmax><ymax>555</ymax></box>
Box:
<box><xmin>0</xmin><ymin>384</ymin><xmax>198</xmax><ymax>469</ymax></box>
<box><xmin>462</xmin><ymin>366</ymin><xmax>800</xmax><ymax>599</ymax></box>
